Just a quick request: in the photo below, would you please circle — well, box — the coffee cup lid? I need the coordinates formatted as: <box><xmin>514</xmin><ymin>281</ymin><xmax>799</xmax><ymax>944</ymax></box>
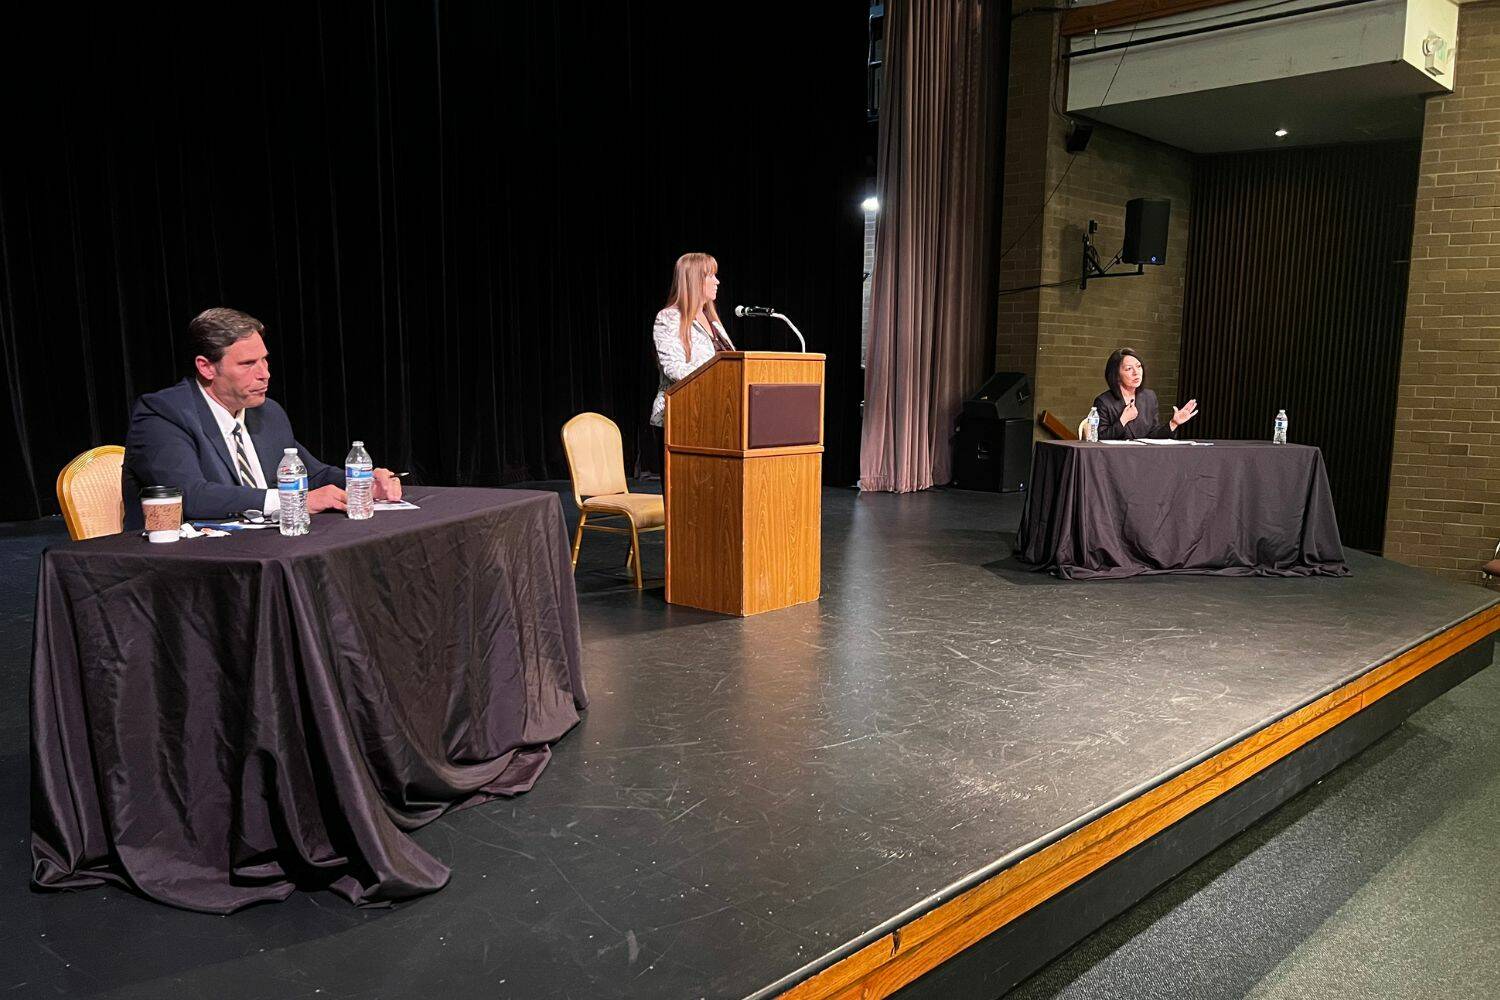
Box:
<box><xmin>140</xmin><ymin>485</ymin><xmax>182</xmax><ymax>500</ymax></box>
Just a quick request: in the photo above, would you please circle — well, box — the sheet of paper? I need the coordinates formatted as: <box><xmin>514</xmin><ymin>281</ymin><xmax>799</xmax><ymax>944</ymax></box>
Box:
<box><xmin>373</xmin><ymin>499</ymin><xmax>421</xmax><ymax>511</ymax></box>
<box><xmin>1139</xmin><ymin>438</ymin><xmax>1189</xmax><ymax>445</ymax></box>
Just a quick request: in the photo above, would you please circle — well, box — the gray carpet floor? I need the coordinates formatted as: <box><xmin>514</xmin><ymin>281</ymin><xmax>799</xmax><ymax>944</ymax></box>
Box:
<box><xmin>1010</xmin><ymin>639</ymin><xmax>1500</xmax><ymax>1000</ymax></box>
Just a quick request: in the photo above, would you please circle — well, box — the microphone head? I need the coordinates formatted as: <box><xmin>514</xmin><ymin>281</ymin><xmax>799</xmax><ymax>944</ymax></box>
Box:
<box><xmin>734</xmin><ymin>305</ymin><xmax>747</xmax><ymax>318</ymax></box>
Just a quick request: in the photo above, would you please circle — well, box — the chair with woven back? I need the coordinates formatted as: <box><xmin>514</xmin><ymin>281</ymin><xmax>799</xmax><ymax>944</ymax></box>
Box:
<box><xmin>560</xmin><ymin>413</ymin><xmax>665</xmax><ymax>589</ymax></box>
<box><xmin>56</xmin><ymin>445</ymin><xmax>127</xmax><ymax>541</ymax></box>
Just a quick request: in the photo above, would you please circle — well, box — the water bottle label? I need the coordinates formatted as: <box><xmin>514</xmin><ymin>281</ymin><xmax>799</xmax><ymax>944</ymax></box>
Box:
<box><xmin>279</xmin><ymin>476</ymin><xmax>308</xmax><ymax>494</ymax></box>
<box><xmin>346</xmin><ymin>466</ymin><xmax>374</xmax><ymax>481</ymax></box>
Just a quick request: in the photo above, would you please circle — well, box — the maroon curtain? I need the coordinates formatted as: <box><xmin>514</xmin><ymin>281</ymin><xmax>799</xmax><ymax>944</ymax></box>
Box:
<box><xmin>860</xmin><ymin>0</ymin><xmax>1006</xmax><ymax>492</ymax></box>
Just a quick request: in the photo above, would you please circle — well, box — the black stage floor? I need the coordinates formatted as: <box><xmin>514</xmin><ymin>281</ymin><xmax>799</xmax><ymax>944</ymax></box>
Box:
<box><xmin>2</xmin><ymin>486</ymin><xmax>1495</xmax><ymax>999</ymax></box>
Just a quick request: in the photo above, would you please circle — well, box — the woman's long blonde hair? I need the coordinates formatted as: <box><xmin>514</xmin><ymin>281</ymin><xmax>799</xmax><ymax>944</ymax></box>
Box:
<box><xmin>664</xmin><ymin>252</ymin><xmax>722</xmax><ymax>356</ymax></box>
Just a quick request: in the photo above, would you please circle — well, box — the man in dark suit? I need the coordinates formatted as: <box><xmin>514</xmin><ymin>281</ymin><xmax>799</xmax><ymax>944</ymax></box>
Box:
<box><xmin>122</xmin><ymin>307</ymin><xmax>402</xmax><ymax>530</ymax></box>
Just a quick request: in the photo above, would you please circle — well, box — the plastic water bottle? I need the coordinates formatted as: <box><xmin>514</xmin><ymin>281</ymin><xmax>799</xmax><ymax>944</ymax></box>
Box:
<box><xmin>1273</xmin><ymin>409</ymin><xmax>1288</xmax><ymax>445</ymax></box>
<box><xmin>345</xmin><ymin>441</ymin><xmax>374</xmax><ymax>520</ymax></box>
<box><xmin>277</xmin><ymin>448</ymin><xmax>309</xmax><ymax>536</ymax></box>
<box><xmin>1086</xmin><ymin>407</ymin><xmax>1100</xmax><ymax>443</ymax></box>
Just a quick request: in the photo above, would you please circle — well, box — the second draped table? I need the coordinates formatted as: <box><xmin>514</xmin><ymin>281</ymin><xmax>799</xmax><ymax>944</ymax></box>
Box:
<box><xmin>1016</xmin><ymin>440</ymin><xmax>1350</xmax><ymax>580</ymax></box>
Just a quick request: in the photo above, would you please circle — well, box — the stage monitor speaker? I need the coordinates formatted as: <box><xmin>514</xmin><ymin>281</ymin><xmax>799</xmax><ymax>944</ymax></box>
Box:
<box><xmin>962</xmin><ymin>372</ymin><xmax>1032</xmax><ymax>421</ymax></box>
<box><xmin>1123</xmin><ymin>198</ymin><xmax>1170</xmax><ymax>266</ymax></box>
<box><xmin>952</xmin><ymin>416</ymin><xmax>1031</xmax><ymax>493</ymax></box>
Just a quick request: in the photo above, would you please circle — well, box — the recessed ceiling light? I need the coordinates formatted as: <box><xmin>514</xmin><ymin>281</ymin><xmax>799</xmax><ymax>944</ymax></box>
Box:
<box><xmin>1274</xmin><ymin>128</ymin><xmax>1289</xmax><ymax>138</ymax></box>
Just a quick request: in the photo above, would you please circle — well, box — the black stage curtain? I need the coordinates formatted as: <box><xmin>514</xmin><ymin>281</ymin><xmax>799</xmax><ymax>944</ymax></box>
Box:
<box><xmin>1179</xmin><ymin>141</ymin><xmax>1420</xmax><ymax>553</ymax></box>
<box><xmin>0</xmin><ymin>3</ymin><xmax>867</xmax><ymax>522</ymax></box>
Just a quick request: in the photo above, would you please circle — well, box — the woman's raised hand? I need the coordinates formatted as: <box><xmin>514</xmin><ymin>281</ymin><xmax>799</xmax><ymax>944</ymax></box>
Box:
<box><xmin>1171</xmin><ymin>399</ymin><xmax>1199</xmax><ymax>430</ymax></box>
<box><xmin>1121</xmin><ymin>400</ymin><xmax>1138</xmax><ymax>426</ymax></box>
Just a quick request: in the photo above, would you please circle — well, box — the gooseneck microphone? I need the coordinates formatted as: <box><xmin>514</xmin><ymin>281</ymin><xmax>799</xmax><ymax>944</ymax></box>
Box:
<box><xmin>733</xmin><ymin>305</ymin><xmax>806</xmax><ymax>352</ymax></box>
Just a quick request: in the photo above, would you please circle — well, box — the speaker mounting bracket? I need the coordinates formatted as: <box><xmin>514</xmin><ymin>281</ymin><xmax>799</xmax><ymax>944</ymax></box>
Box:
<box><xmin>1079</xmin><ymin>219</ymin><xmax>1143</xmax><ymax>290</ymax></box>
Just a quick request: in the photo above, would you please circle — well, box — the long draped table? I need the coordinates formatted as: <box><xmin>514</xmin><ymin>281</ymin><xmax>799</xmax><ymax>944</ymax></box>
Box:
<box><xmin>31</xmin><ymin>486</ymin><xmax>587</xmax><ymax>913</ymax></box>
<box><xmin>1016</xmin><ymin>440</ymin><xmax>1350</xmax><ymax>580</ymax></box>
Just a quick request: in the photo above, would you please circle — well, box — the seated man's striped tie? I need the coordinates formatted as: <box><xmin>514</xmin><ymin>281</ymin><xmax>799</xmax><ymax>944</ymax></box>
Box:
<box><xmin>231</xmin><ymin>424</ymin><xmax>258</xmax><ymax>487</ymax></box>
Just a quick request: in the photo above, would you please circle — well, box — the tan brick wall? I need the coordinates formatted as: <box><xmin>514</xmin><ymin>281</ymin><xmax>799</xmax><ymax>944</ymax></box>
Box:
<box><xmin>1032</xmin><ymin>125</ymin><xmax>1193</xmax><ymax>430</ymax></box>
<box><xmin>997</xmin><ymin>17</ymin><xmax>1194</xmax><ymax>432</ymax></box>
<box><xmin>1385</xmin><ymin>0</ymin><xmax>1500</xmax><ymax>582</ymax></box>
<box><xmin>995</xmin><ymin>14</ymin><xmax>1052</xmax><ymax>382</ymax></box>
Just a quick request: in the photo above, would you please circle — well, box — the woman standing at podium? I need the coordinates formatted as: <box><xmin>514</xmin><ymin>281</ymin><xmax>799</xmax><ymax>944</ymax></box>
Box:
<box><xmin>641</xmin><ymin>252</ymin><xmax>736</xmax><ymax>476</ymax></box>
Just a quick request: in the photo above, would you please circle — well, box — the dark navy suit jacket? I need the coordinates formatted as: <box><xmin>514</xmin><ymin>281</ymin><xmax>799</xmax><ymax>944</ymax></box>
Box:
<box><xmin>122</xmin><ymin>378</ymin><xmax>343</xmax><ymax>529</ymax></box>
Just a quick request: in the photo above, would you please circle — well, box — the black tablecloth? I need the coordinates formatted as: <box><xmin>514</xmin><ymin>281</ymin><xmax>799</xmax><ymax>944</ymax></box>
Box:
<box><xmin>1016</xmin><ymin>441</ymin><xmax>1350</xmax><ymax>580</ymax></box>
<box><xmin>31</xmin><ymin>487</ymin><xmax>587</xmax><ymax>913</ymax></box>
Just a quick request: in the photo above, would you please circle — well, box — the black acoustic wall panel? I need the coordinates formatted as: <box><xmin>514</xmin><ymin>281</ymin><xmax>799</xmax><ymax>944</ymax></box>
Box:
<box><xmin>1179</xmin><ymin>142</ymin><xmax>1419</xmax><ymax>553</ymax></box>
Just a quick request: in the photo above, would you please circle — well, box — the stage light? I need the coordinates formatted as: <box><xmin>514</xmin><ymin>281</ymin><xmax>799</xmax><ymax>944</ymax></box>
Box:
<box><xmin>1274</xmin><ymin>128</ymin><xmax>1289</xmax><ymax>138</ymax></box>
<box><xmin>861</xmin><ymin>197</ymin><xmax>880</xmax><ymax>213</ymax></box>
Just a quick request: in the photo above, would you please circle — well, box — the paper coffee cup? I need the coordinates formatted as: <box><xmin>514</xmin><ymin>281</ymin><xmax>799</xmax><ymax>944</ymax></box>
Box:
<box><xmin>140</xmin><ymin>486</ymin><xmax>183</xmax><ymax>543</ymax></box>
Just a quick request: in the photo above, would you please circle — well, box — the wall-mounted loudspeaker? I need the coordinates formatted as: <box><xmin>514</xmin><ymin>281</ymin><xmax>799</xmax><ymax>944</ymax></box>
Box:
<box><xmin>1064</xmin><ymin>121</ymin><xmax>1093</xmax><ymax>154</ymax></box>
<box><xmin>1123</xmin><ymin>198</ymin><xmax>1170</xmax><ymax>265</ymax></box>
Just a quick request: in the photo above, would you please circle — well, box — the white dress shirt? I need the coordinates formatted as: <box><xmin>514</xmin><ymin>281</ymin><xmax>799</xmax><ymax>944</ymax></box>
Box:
<box><xmin>650</xmin><ymin>307</ymin><xmax>734</xmax><ymax>427</ymax></box>
<box><xmin>198</xmin><ymin>383</ymin><xmax>279</xmax><ymax>514</ymax></box>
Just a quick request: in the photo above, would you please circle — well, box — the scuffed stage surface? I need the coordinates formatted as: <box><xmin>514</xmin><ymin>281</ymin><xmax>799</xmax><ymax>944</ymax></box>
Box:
<box><xmin>2</xmin><ymin>487</ymin><xmax>1493</xmax><ymax>998</ymax></box>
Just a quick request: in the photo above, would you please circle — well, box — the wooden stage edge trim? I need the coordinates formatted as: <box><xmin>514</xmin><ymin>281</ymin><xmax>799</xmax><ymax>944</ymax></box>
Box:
<box><xmin>775</xmin><ymin>603</ymin><xmax>1500</xmax><ymax>1000</ymax></box>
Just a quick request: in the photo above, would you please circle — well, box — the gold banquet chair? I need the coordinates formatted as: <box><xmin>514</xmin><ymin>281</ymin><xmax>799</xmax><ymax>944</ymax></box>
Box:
<box><xmin>1077</xmin><ymin>415</ymin><xmax>1091</xmax><ymax>440</ymax></box>
<box><xmin>560</xmin><ymin>413</ymin><xmax>664</xmax><ymax>589</ymax></box>
<box><xmin>56</xmin><ymin>445</ymin><xmax>126</xmax><ymax>540</ymax></box>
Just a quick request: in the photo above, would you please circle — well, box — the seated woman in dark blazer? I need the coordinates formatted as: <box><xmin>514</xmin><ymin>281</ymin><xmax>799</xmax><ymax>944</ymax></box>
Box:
<box><xmin>1092</xmin><ymin>346</ymin><xmax>1198</xmax><ymax>440</ymax></box>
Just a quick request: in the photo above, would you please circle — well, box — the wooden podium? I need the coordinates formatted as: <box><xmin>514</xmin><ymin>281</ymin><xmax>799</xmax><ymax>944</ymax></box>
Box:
<box><xmin>663</xmin><ymin>352</ymin><xmax>824</xmax><ymax>616</ymax></box>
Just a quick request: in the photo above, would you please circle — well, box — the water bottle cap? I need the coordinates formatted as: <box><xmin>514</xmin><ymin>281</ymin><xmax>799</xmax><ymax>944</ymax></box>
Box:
<box><xmin>352</xmin><ymin>440</ymin><xmax>363</xmax><ymax>447</ymax></box>
<box><xmin>284</xmin><ymin>448</ymin><xmax>297</xmax><ymax>454</ymax></box>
